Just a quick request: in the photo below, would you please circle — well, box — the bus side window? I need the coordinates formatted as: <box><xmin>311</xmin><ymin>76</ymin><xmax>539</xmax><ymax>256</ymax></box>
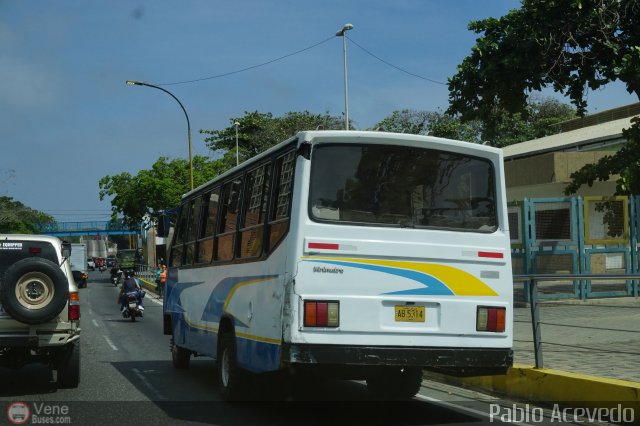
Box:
<box><xmin>268</xmin><ymin>150</ymin><xmax>295</xmax><ymax>252</ymax></box>
<box><xmin>216</xmin><ymin>178</ymin><xmax>242</xmax><ymax>262</ymax></box>
<box><xmin>170</xmin><ymin>204</ymin><xmax>189</xmax><ymax>267</ymax></box>
<box><xmin>239</xmin><ymin>163</ymin><xmax>271</xmax><ymax>258</ymax></box>
<box><xmin>196</xmin><ymin>188</ymin><xmax>219</xmax><ymax>264</ymax></box>
<box><xmin>184</xmin><ymin>197</ymin><xmax>202</xmax><ymax>266</ymax></box>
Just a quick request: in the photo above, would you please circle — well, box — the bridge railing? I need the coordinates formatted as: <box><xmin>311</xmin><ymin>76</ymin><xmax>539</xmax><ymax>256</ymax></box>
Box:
<box><xmin>36</xmin><ymin>221</ymin><xmax>140</xmax><ymax>236</ymax></box>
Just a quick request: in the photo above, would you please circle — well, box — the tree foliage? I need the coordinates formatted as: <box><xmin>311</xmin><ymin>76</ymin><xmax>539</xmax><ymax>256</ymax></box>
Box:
<box><xmin>447</xmin><ymin>0</ymin><xmax>640</xmax><ymax>194</ymax></box>
<box><xmin>199</xmin><ymin>110</ymin><xmax>344</xmax><ymax>166</ymax></box>
<box><xmin>374</xmin><ymin>109</ymin><xmax>483</xmax><ymax>142</ymax></box>
<box><xmin>99</xmin><ymin>155</ymin><xmax>223</xmax><ymax>226</ymax></box>
<box><xmin>375</xmin><ymin>97</ymin><xmax>575</xmax><ymax>147</ymax></box>
<box><xmin>0</xmin><ymin>196</ymin><xmax>54</xmax><ymax>234</ymax></box>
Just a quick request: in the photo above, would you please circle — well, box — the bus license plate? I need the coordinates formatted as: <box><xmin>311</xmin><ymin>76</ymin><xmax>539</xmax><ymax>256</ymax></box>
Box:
<box><xmin>395</xmin><ymin>306</ymin><xmax>425</xmax><ymax>322</ymax></box>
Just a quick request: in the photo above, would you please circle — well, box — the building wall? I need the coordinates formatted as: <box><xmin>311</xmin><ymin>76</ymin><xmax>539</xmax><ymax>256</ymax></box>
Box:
<box><xmin>505</xmin><ymin>151</ymin><xmax>619</xmax><ymax>201</ymax></box>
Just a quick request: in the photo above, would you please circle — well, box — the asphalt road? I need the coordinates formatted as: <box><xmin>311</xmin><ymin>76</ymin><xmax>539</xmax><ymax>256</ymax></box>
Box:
<box><xmin>0</xmin><ymin>271</ymin><xmax>600</xmax><ymax>425</ymax></box>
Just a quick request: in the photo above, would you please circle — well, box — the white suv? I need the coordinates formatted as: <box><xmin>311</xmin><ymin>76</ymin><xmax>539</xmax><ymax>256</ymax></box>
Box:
<box><xmin>0</xmin><ymin>234</ymin><xmax>81</xmax><ymax>388</ymax></box>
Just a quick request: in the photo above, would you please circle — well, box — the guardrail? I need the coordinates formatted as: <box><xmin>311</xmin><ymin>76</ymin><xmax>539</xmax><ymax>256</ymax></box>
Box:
<box><xmin>514</xmin><ymin>273</ymin><xmax>640</xmax><ymax>370</ymax></box>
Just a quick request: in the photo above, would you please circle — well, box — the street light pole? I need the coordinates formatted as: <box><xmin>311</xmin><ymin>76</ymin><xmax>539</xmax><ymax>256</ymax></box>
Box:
<box><xmin>336</xmin><ymin>23</ymin><xmax>354</xmax><ymax>130</ymax></box>
<box><xmin>234</xmin><ymin>121</ymin><xmax>240</xmax><ymax>167</ymax></box>
<box><xmin>125</xmin><ymin>80</ymin><xmax>194</xmax><ymax>190</ymax></box>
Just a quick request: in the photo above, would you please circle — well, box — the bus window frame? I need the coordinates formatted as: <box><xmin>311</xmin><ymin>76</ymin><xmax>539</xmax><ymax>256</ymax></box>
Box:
<box><xmin>195</xmin><ymin>188</ymin><xmax>220</xmax><ymax>266</ymax></box>
<box><xmin>238</xmin><ymin>161</ymin><xmax>271</xmax><ymax>260</ymax></box>
<box><xmin>213</xmin><ymin>176</ymin><xmax>243</xmax><ymax>264</ymax></box>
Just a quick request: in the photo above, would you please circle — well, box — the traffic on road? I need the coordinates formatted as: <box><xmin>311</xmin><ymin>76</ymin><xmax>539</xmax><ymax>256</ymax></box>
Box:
<box><xmin>0</xmin><ymin>270</ymin><xmax>572</xmax><ymax>425</ymax></box>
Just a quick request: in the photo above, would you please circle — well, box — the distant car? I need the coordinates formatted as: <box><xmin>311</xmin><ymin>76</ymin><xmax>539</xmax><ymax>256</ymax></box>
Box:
<box><xmin>72</xmin><ymin>270</ymin><xmax>87</xmax><ymax>288</ymax></box>
<box><xmin>87</xmin><ymin>258</ymin><xmax>95</xmax><ymax>270</ymax></box>
<box><xmin>106</xmin><ymin>256</ymin><xmax>116</xmax><ymax>267</ymax></box>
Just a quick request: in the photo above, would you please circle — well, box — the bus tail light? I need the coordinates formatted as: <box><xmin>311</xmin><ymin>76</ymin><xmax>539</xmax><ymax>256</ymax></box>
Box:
<box><xmin>304</xmin><ymin>301</ymin><xmax>339</xmax><ymax>327</ymax></box>
<box><xmin>476</xmin><ymin>306</ymin><xmax>505</xmax><ymax>332</ymax></box>
<box><xmin>68</xmin><ymin>292</ymin><xmax>80</xmax><ymax>321</ymax></box>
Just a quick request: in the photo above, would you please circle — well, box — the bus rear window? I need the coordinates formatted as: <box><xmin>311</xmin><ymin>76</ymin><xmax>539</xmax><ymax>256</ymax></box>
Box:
<box><xmin>309</xmin><ymin>144</ymin><xmax>497</xmax><ymax>232</ymax></box>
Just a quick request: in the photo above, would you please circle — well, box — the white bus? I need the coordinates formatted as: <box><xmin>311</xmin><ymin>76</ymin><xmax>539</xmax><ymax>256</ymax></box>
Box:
<box><xmin>162</xmin><ymin>130</ymin><xmax>513</xmax><ymax>400</ymax></box>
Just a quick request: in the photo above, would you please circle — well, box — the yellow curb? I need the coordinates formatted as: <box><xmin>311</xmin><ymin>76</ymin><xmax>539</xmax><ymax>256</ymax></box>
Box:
<box><xmin>424</xmin><ymin>364</ymin><xmax>640</xmax><ymax>411</ymax></box>
<box><xmin>139</xmin><ymin>278</ymin><xmax>158</xmax><ymax>294</ymax></box>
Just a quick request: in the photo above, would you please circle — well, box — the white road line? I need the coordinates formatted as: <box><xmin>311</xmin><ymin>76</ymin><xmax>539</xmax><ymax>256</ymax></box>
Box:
<box><xmin>414</xmin><ymin>394</ymin><xmax>534</xmax><ymax>426</ymax></box>
<box><xmin>103</xmin><ymin>335</ymin><xmax>118</xmax><ymax>351</ymax></box>
<box><xmin>132</xmin><ymin>368</ymin><xmax>167</xmax><ymax>400</ymax></box>
<box><xmin>92</xmin><ymin>319</ymin><xmax>99</xmax><ymax>327</ymax></box>
<box><xmin>149</xmin><ymin>297</ymin><xmax>163</xmax><ymax>306</ymax></box>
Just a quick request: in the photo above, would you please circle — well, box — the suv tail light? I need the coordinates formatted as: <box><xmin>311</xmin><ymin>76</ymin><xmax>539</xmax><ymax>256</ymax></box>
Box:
<box><xmin>68</xmin><ymin>292</ymin><xmax>80</xmax><ymax>320</ymax></box>
<box><xmin>304</xmin><ymin>301</ymin><xmax>339</xmax><ymax>327</ymax></box>
<box><xmin>476</xmin><ymin>306</ymin><xmax>505</xmax><ymax>332</ymax></box>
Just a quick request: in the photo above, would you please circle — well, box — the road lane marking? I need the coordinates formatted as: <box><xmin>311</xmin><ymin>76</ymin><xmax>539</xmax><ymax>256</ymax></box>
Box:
<box><xmin>103</xmin><ymin>335</ymin><xmax>118</xmax><ymax>351</ymax></box>
<box><xmin>92</xmin><ymin>319</ymin><xmax>99</xmax><ymax>327</ymax></box>
<box><xmin>132</xmin><ymin>368</ymin><xmax>167</xmax><ymax>400</ymax></box>
<box><xmin>414</xmin><ymin>394</ymin><xmax>534</xmax><ymax>426</ymax></box>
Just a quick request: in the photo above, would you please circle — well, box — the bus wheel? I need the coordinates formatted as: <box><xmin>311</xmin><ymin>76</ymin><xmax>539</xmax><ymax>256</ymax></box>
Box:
<box><xmin>217</xmin><ymin>331</ymin><xmax>245</xmax><ymax>401</ymax></box>
<box><xmin>171</xmin><ymin>340</ymin><xmax>191</xmax><ymax>369</ymax></box>
<box><xmin>366</xmin><ymin>367</ymin><xmax>423</xmax><ymax>399</ymax></box>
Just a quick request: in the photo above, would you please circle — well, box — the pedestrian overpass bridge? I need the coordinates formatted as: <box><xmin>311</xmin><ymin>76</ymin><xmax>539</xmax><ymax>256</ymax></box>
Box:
<box><xmin>36</xmin><ymin>220</ymin><xmax>140</xmax><ymax>237</ymax></box>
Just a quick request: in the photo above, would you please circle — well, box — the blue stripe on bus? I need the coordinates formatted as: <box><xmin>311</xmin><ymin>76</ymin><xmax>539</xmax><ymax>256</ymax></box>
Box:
<box><xmin>236</xmin><ymin>335</ymin><xmax>281</xmax><ymax>373</ymax></box>
<box><xmin>305</xmin><ymin>259</ymin><xmax>455</xmax><ymax>295</ymax></box>
<box><xmin>165</xmin><ymin>281</ymin><xmax>202</xmax><ymax>313</ymax></box>
<box><xmin>200</xmin><ymin>274</ymin><xmax>279</xmax><ymax>324</ymax></box>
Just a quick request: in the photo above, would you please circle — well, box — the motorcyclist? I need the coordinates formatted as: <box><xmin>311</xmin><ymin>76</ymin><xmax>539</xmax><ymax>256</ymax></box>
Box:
<box><xmin>118</xmin><ymin>269</ymin><xmax>145</xmax><ymax>313</ymax></box>
<box><xmin>110</xmin><ymin>266</ymin><xmax>122</xmax><ymax>284</ymax></box>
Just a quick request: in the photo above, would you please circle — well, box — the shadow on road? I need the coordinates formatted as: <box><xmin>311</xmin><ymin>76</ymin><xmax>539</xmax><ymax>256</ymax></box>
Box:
<box><xmin>107</xmin><ymin>360</ymin><xmax>477</xmax><ymax>425</ymax></box>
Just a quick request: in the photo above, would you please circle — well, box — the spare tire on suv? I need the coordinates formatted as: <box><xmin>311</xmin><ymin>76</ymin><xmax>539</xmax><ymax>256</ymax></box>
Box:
<box><xmin>0</xmin><ymin>257</ymin><xmax>69</xmax><ymax>325</ymax></box>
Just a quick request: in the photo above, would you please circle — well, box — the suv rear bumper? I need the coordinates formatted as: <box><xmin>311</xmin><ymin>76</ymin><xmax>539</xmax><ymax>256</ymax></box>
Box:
<box><xmin>0</xmin><ymin>332</ymin><xmax>79</xmax><ymax>349</ymax></box>
<box><xmin>0</xmin><ymin>335</ymin><xmax>39</xmax><ymax>347</ymax></box>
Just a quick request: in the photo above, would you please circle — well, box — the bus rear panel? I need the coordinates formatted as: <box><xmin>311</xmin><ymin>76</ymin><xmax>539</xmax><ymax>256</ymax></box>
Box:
<box><xmin>282</xmin><ymin>134</ymin><xmax>512</xmax><ymax>377</ymax></box>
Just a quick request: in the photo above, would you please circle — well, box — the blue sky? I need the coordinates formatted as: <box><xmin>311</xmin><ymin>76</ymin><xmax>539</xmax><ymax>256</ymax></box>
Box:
<box><xmin>1</xmin><ymin>0</ymin><xmax>637</xmax><ymax>223</ymax></box>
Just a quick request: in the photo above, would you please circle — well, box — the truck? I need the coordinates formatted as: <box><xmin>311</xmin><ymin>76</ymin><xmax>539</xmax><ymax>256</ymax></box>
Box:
<box><xmin>115</xmin><ymin>249</ymin><xmax>139</xmax><ymax>272</ymax></box>
<box><xmin>70</xmin><ymin>243</ymin><xmax>88</xmax><ymax>288</ymax></box>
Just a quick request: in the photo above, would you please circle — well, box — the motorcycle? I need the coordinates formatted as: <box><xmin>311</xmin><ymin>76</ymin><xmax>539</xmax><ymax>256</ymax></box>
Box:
<box><xmin>121</xmin><ymin>291</ymin><xmax>144</xmax><ymax>322</ymax></box>
<box><xmin>110</xmin><ymin>269</ymin><xmax>122</xmax><ymax>286</ymax></box>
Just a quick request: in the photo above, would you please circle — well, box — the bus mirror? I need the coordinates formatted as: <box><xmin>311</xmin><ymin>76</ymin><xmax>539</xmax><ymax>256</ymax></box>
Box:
<box><xmin>61</xmin><ymin>241</ymin><xmax>71</xmax><ymax>259</ymax></box>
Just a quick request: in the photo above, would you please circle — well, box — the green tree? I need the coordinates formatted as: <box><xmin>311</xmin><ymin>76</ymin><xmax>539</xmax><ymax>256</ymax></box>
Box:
<box><xmin>374</xmin><ymin>109</ymin><xmax>483</xmax><ymax>142</ymax></box>
<box><xmin>447</xmin><ymin>0</ymin><xmax>640</xmax><ymax>194</ymax></box>
<box><xmin>99</xmin><ymin>155</ymin><xmax>223</xmax><ymax>226</ymax></box>
<box><xmin>376</xmin><ymin>98</ymin><xmax>574</xmax><ymax>147</ymax></box>
<box><xmin>200</xmin><ymin>110</ymin><xmax>344</xmax><ymax>166</ymax></box>
<box><xmin>0</xmin><ymin>196</ymin><xmax>54</xmax><ymax>233</ymax></box>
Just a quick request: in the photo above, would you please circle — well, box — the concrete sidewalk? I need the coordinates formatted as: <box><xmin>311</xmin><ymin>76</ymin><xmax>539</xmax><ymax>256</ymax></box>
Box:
<box><xmin>426</xmin><ymin>297</ymin><xmax>640</xmax><ymax>411</ymax></box>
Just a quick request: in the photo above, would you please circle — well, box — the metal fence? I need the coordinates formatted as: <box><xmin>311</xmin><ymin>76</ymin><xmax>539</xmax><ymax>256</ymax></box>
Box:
<box><xmin>513</xmin><ymin>273</ymin><xmax>640</xmax><ymax>382</ymax></box>
<box><xmin>510</xmin><ymin>195</ymin><xmax>640</xmax><ymax>300</ymax></box>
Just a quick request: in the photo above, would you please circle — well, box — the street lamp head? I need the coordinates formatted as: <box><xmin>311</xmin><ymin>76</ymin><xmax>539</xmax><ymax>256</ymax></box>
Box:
<box><xmin>126</xmin><ymin>80</ymin><xmax>143</xmax><ymax>86</ymax></box>
<box><xmin>234</xmin><ymin>121</ymin><xmax>240</xmax><ymax>127</ymax></box>
<box><xmin>336</xmin><ymin>23</ymin><xmax>354</xmax><ymax>36</ymax></box>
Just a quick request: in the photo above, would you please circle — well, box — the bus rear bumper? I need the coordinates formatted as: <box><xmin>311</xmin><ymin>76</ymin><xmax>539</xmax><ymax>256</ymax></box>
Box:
<box><xmin>283</xmin><ymin>344</ymin><xmax>513</xmax><ymax>377</ymax></box>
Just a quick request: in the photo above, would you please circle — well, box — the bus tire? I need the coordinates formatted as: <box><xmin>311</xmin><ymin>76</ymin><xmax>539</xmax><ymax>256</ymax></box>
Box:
<box><xmin>366</xmin><ymin>367</ymin><xmax>423</xmax><ymax>399</ymax></box>
<box><xmin>0</xmin><ymin>257</ymin><xmax>69</xmax><ymax>325</ymax></box>
<box><xmin>217</xmin><ymin>331</ymin><xmax>245</xmax><ymax>401</ymax></box>
<box><xmin>171</xmin><ymin>340</ymin><xmax>191</xmax><ymax>369</ymax></box>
